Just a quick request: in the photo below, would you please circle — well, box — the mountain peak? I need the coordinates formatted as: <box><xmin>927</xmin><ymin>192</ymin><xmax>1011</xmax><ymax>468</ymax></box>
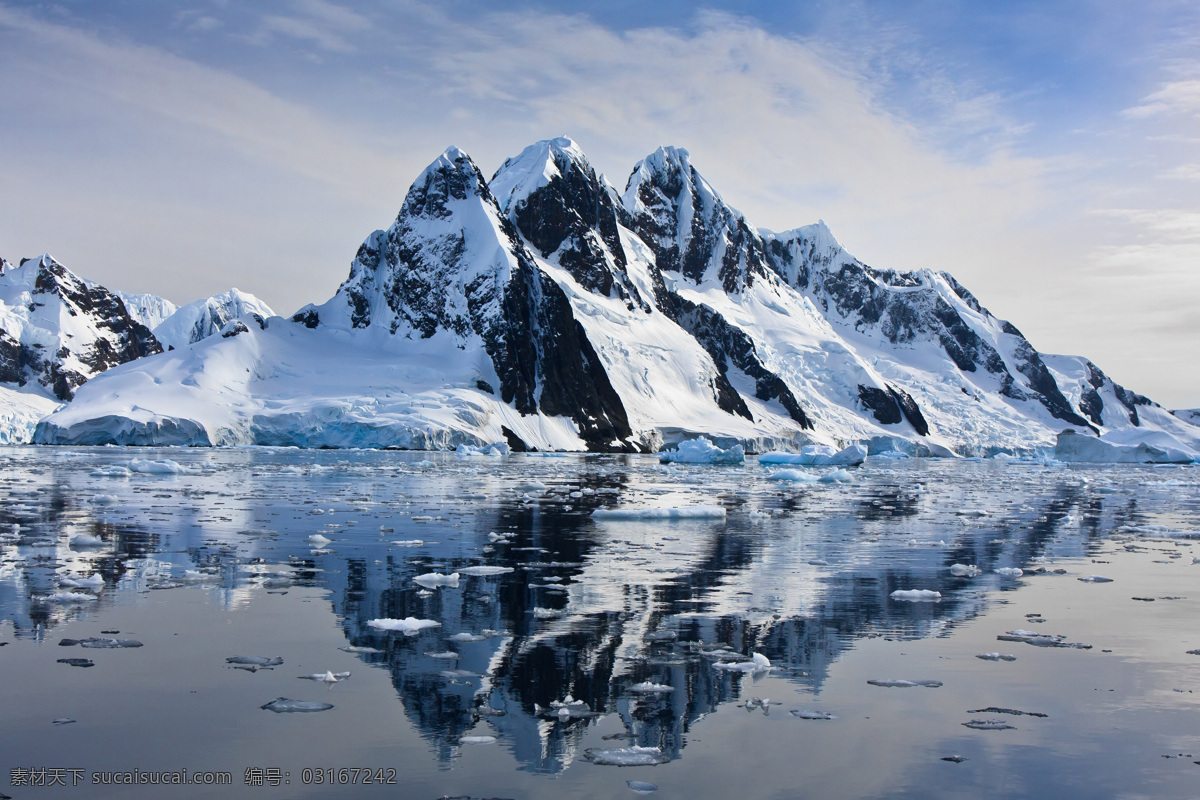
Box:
<box><xmin>488</xmin><ymin>136</ymin><xmax>590</xmax><ymax>214</ymax></box>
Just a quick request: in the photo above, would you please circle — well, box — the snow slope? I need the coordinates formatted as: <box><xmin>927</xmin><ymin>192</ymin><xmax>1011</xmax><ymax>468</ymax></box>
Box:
<box><xmin>31</xmin><ymin>139</ymin><xmax>1200</xmax><ymax>457</ymax></box>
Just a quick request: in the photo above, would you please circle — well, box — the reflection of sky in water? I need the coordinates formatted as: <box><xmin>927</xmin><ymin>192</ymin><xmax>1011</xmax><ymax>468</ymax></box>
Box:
<box><xmin>1</xmin><ymin>448</ymin><xmax>1197</xmax><ymax>798</ymax></box>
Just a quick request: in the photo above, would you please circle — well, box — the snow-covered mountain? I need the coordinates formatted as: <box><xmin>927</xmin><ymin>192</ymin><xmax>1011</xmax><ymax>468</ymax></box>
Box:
<box><xmin>0</xmin><ymin>255</ymin><xmax>163</xmax><ymax>442</ymax></box>
<box><xmin>115</xmin><ymin>291</ymin><xmax>178</xmax><ymax>331</ymax></box>
<box><xmin>31</xmin><ymin>138</ymin><xmax>1200</xmax><ymax>456</ymax></box>
<box><xmin>1</xmin><ymin>254</ymin><xmax>162</xmax><ymax>401</ymax></box>
<box><xmin>153</xmin><ymin>289</ymin><xmax>275</xmax><ymax>350</ymax></box>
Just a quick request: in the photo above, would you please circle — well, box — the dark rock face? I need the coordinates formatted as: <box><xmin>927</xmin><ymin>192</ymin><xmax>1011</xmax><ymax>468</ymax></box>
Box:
<box><xmin>5</xmin><ymin>255</ymin><xmax>162</xmax><ymax>400</ymax></box>
<box><xmin>857</xmin><ymin>384</ymin><xmax>929</xmax><ymax>436</ymax></box>
<box><xmin>624</xmin><ymin>147</ymin><xmax>772</xmax><ymax>294</ymax></box>
<box><xmin>496</xmin><ymin>142</ymin><xmax>648</xmax><ymax>310</ymax></box>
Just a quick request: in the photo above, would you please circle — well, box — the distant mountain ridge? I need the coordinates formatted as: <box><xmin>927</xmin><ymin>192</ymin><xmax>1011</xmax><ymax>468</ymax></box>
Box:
<box><xmin>27</xmin><ymin>138</ymin><xmax>1200</xmax><ymax>456</ymax></box>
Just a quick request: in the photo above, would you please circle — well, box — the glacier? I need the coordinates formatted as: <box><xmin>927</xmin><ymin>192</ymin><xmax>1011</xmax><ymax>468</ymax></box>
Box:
<box><xmin>17</xmin><ymin>138</ymin><xmax>1200</xmax><ymax>458</ymax></box>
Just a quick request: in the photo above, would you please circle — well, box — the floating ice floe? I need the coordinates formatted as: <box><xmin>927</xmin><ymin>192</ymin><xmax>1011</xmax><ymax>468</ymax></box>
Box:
<box><xmin>390</xmin><ymin>540</ymin><xmax>424</xmax><ymax>546</ymax></box>
<box><xmin>458</xmin><ymin>566</ymin><xmax>515</xmax><ymax>576</ymax></box>
<box><xmin>790</xmin><ymin>709</ymin><xmax>835</xmax><ymax>720</ymax></box>
<box><xmin>227</xmin><ymin>656</ymin><xmax>284</xmax><ymax>666</ymax></box>
<box><xmin>69</xmin><ymin>534</ymin><xmax>105</xmax><ymax>549</ymax></box>
<box><xmin>994</xmin><ymin>567</ymin><xmax>1023</xmax><ymax>578</ymax></box>
<box><xmin>975</xmin><ymin>653</ymin><xmax>1017</xmax><ymax>662</ymax></box>
<box><xmin>818</xmin><ymin>469</ymin><xmax>854</xmax><ymax>484</ymax></box>
<box><xmin>77</xmin><ymin>637</ymin><xmax>142</xmax><ymax>648</ymax></box>
<box><xmin>413</xmin><ymin>572</ymin><xmax>459</xmax><ymax>588</ymax></box>
<box><xmin>127</xmin><ymin>458</ymin><xmax>190</xmax><ymax>474</ymax></box>
<box><xmin>890</xmin><ymin>589</ymin><xmax>942</xmax><ymax>601</ymax></box>
<box><xmin>767</xmin><ymin>469</ymin><xmax>819</xmax><ymax>483</ymax></box>
<box><xmin>367</xmin><ymin>617</ymin><xmax>441</xmax><ymax>635</ymax></box>
<box><xmin>1077</xmin><ymin>575</ymin><xmax>1114</xmax><ymax>583</ymax></box>
<box><xmin>300</xmin><ymin>671</ymin><xmax>350</xmax><ymax>683</ymax></box>
<box><xmin>627</xmin><ymin>780</ymin><xmax>659</xmax><ymax>794</ymax></box>
<box><xmin>307</xmin><ymin>534</ymin><xmax>332</xmax><ymax>547</ymax></box>
<box><xmin>630</xmin><ymin>682</ymin><xmax>673</xmax><ymax>693</ymax></box>
<box><xmin>260</xmin><ymin>697</ymin><xmax>334</xmax><ymax>713</ymax></box>
<box><xmin>963</xmin><ymin>719</ymin><xmax>1016</xmax><ymax>730</ymax></box>
<box><xmin>58</xmin><ymin>657</ymin><xmax>94</xmax><ymax>667</ymax></box>
<box><xmin>47</xmin><ymin>591</ymin><xmax>98</xmax><ymax>603</ymax></box>
<box><xmin>59</xmin><ymin>573</ymin><xmax>105</xmax><ymax>591</ymax></box>
<box><xmin>658</xmin><ymin>437</ymin><xmax>745</xmax><ymax>465</ymax></box>
<box><xmin>88</xmin><ymin>494</ymin><xmax>119</xmax><ymax>505</ymax></box>
<box><xmin>339</xmin><ymin>646</ymin><xmax>383</xmax><ymax>654</ymax></box>
<box><xmin>758</xmin><ymin>444</ymin><xmax>867</xmax><ymax>467</ymax></box>
<box><xmin>996</xmin><ymin>630</ymin><xmax>1091</xmax><ymax>649</ymax></box>
<box><xmin>459</xmin><ymin>735</ymin><xmax>497</xmax><ymax>744</ymax></box>
<box><xmin>949</xmin><ymin>564</ymin><xmax>981</xmax><ymax>577</ymax></box>
<box><xmin>968</xmin><ymin>706</ymin><xmax>1048</xmax><ymax>717</ymax></box>
<box><xmin>592</xmin><ymin>505</ymin><xmax>726</xmax><ymax>520</ymax></box>
<box><xmin>91</xmin><ymin>465</ymin><xmax>131</xmax><ymax>477</ymax></box>
<box><xmin>713</xmin><ymin>652</ymin><xmax>771</xmax><ymax>673</ymax></box>
<box><xmin>867</xmin><ymin>679</ymin><xmax>943</xmax><ymax>688</ymax></box>
<box><xmin>583</xmin><ymin>746</ymin><xmax>669</xmax><ymax>766</ymax></box>
<box><xmin>544</xmin><ymin>696</ymin><xmax>598</xmax><ymax>720</ymax></box>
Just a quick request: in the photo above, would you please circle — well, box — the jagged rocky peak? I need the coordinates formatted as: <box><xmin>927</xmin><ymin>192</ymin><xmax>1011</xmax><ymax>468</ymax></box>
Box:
<box><xmin>292</xmin><ymin>145</ymin><xmax>635</xmax><ymax>451</ymax></box>
<box><xmin>298</xmin><ymin>145</ymin><xmax>524</xmax><ymax>337</ymax></box>
<box><xmin>490</xmin><ymin>137</ymin><xmax>647</xmax><ymax>309</ymax></box>
<box><xmin>116</xmin><ymin>291</ymin><xmax>179</xmax><ymax>331</ymax></box>
<box><xmin>0</xmin><ymin>253</ymin><xmax>161</xmax><ymax>400</ymax></box>
<box><xmin>623</xmin><ymin>145</ymin><xmax>776</xmax><ymax>293</ymax></box>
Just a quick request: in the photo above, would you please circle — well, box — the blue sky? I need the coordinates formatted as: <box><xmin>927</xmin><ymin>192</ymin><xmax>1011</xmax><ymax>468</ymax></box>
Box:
<box><xmin>2</xmin><ymin>0</ymin><xmax>1199</xmax><ymax>406</ymax></box>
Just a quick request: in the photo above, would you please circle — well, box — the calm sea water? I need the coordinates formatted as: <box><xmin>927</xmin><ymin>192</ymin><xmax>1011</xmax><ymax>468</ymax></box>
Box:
<box><xmin>2</xmin><ymin>447</ymin><xmax>1198</xmax><ymax>799</ymax></box>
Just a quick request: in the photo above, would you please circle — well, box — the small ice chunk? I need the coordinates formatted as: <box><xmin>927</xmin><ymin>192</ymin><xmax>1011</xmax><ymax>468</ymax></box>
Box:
<box><xmin>390</xmin><ymin>540</ymin><xmax>424</xmax><ymax>546</ymax></box>
<box><xmin>867</xmin><ymin>679</ymin><xmax>943</xmax><ymax>688</ymax></box>
<box><xmin>69</xmin><ymin>534</ymin><xmax>105</xmax><ymax>548</ymax></box>
<box><xmin>91</xmin><ymin>465</ymin><xmax>131</xmax><ymax>477</ymax></box>
<box><xmin>890</xmin><ymin>589</ymin><xmax>942</xmax><ymax>601</ymax></box>
<box><xmin>458</xmin><ymin>566</ymin><xmax>514</xmax><ymax>576</ymax></box>
<box><xmin>790</xmin><ymin>709</ymin><xmax>835</xmax><ymax>720</ymax></box>
<box><xmin>994</xmin><ymin>567</ymin><xmax>1023</xmax><ymax>578</ymax></box>
<box><xmin>583</xmin><ymin>746</ymin><xmax>669</xmax><ymax>766</ymax></box>
<box><xmin>768</xmin><ymin>469</ymin><xmax>818</xmax><ymax>483</ymax></box>
<box><xmin>88</xmin><ymin>494</ymin><xmax>119</xmax><ymax>505</ymax></box>
<box><xmin>227</xmin><ymin>656</ymin><xmax>284</xmax><ymax>666</ymax></box>
<box><xmin>975</xmin><ymin>653</ymin><xmax>1017</xmax><ymax>662</ymax></box>
<box><xmin>48</xmin><ymin>592</ymin><xmax>98</xmax><ymax>603</ymax></box>
<box><xmin>630</xmin><ymin>682</ymin><xmax>673</xmax><ymax>693</ymax></box>
<box><xmin>300</xmin><ymin>671</ymin><xmax>350</xmax><ymax>682</ymax></box>
<box><xmin>963</xmin><ymin>719</ymin><xmax>1016</xmax><ymax>730</ymax></box>
<box><xmin>413</xmin><ymin>572</ymin><xmax>459</xmax><ymax>588</ymax></box>
<box><xmin>1077</xmin><ymin>575</ymin><xmax>1113</xmax><ymax>583</ymax></box>
<box><xmin>459</xmin><ymin>735</ymin><xmax>497</xmax><ymax>744</ymax></box>
<box><xmin>591</xmin><ymin>506</ymin><xmax>726</xmax><ymax>520</ymax></box>
<box><xmin>533</xmin><ymin>607</ymin><xmax>565</xmax><ymax>619</ymax></box>
<box><xmin>449</xmin><ymin>633</ymin><xmax>487</xmax><ymax>643</ymax></box>
<box><xmin>339</xmin><ymin>646</ymin><xmax>383</xmax><ymax>654</ymax></box>
<box><xmin>627</xmin><ymin>780</ymin><xmax>659</xmax><ymax>793</ymax></box>
<box><xmin>367</xmin><ymin>617</ymin><xmax>441</xmax><ymax>635</ymax></box>
<box><xmin>57</xmin><ymin>658</ymin><xmax>94</xmax><ymax>667</ymax></box>
<box><xmin>949</xmin><ymin>564</ymin><xmax>981</xmax><ymax>577</ymax></box>
<box><xmin>79</xmin><ymin>637</ymin><xmax>142</xmax><ymax>648</ymax></box>
<box><xmin>307</xmin><ymin>534</ymin><xmax>332</xmax><ymax>546</ymax></box>
<box><xmin>128</xmin><ymin>458</ymin><xmax>188</xmax><ymax>474</ymax></box>
<box><xmin>52</xmin><ymin>718</ymin><xmax>77</xmax><ymax>726</ymax></box>
<box><xmin>818</xmin><ymin>469</ymin><xmax>853</xmax><ymax>484</ymax></box>
<box><xmin>260</xmin><ymin>697</ymin><xmax>334</xmax><ymax>713</ymax></box>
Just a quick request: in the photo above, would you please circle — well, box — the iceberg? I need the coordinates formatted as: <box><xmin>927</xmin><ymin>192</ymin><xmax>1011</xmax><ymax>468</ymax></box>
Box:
<box><xmin>758</xmin><ymin>444</ymin><xmax>867</xmax><ymax>466</ymax></box>
<box><xmin>658</xmin><ymin>437</ymin><xmax>745</xmax><ymax>465</ymax></box>
<box><xmin>1054</xmin><ymin>429</ymin><xmax>1194</xmax><ymax>464</ymax></box>
<box><xmin>367</xmin><ymin>617</ymin><xmax>442</xmax><ymax>635</ymax></box>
